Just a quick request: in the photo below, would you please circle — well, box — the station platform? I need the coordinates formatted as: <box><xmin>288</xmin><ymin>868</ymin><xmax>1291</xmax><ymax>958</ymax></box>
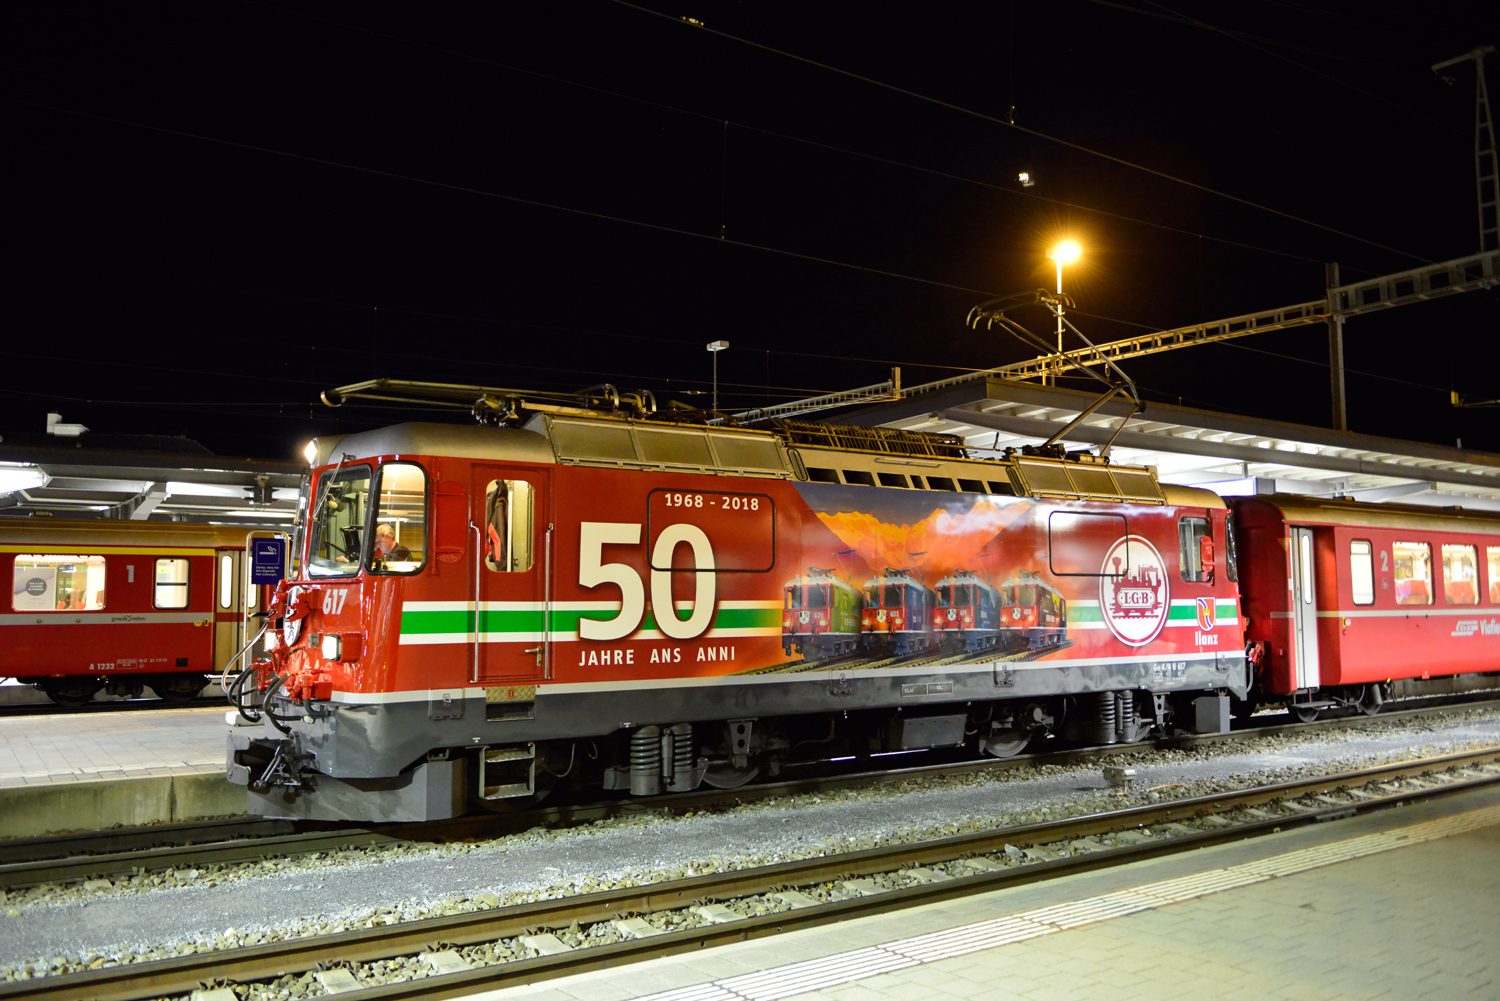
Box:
<box><xmin>0</xmin><ymin>704</ymin><xmax>240</xmax><ymax>837</ymax></box>
<box><xmin>469</xmin><ymin>785</ymin><xmax>1500</xmax><ymax>1001</ymax></box>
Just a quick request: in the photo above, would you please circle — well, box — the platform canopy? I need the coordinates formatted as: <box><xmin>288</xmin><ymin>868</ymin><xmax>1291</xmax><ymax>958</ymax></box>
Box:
<box><xmin>0</xmin><ymin>437</ymin><xmax>301</xmax><ymax>524</ymax></box>
<box><xmin>836</xmin><ymin>376</ymin><xmax>1500</xmax><ymax>513</ymax></box>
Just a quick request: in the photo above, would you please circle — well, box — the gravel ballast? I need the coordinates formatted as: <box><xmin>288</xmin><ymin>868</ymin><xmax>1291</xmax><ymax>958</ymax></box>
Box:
<box><xmin>2</xmin><ymin>706</ymin><xmax>1498</xmax><ymax>985</ymax></box>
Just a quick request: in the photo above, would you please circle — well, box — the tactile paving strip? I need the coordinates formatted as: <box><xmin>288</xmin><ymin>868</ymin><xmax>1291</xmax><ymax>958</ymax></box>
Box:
<box><xmin>630</xmin><ymin>804</ymin><xmax>1500</xmax><ymax>1001</ymax></box>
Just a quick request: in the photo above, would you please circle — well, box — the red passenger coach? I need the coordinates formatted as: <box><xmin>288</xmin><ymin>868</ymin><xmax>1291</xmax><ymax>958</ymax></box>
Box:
<box><xmin>2</xmin><ymin>520</ymin><xmax>266</xmax><ymax>704</ymax></box>
<box><xmin>1234</xmin><ymin>496</ymin><xmax>1500</xmax><ymax>718</ymax></box>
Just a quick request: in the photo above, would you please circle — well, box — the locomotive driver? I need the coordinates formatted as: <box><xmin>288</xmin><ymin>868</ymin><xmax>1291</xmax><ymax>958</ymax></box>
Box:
<box><xmin>373</xmin><ymin>523</ymin><xmax>411</xmax><ymax>564</ymax></box>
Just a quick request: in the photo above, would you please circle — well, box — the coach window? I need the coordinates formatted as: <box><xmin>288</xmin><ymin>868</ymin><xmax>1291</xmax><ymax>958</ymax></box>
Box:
<box><xmin>11</xmin><ymin>554</ymin><xmax>106</xmax><ymax>611</ymax></box>
<box><xmin>1392</xmin><ymin>541</ymin><xmax>1433</xmax><ymax>606</ymax></box>
<box><xmin>484</xmin><ymin>479</ymin><xmax>535</xmax><ymax>572</ymax></box>
<box><xmin>1442</xmin><ymin>544</ymin><xmax>1479</xmax><ymax>605</ymax></box>
<box><xmin>1178</xmin><ymin>517</ymin><xmax>1211</xmax><ymax>582</ymax></box>
<box><xmin>219</xmin><ymin>555</ymin><xmax>235</xmax><ymax>609</ymax></box>
<box><xmin>154</xmin><ymin>558</ymin><xmax>190</xmax><ymax>609</ymax></box>
<box><xmin>1349</xmin><ymin>540</ymin><xmax>1375</xmax><ymax>605</ymax></box>
<box><xmin>369</xmin><ymin>463</ymin><xmax>427</xmax><ymax>574</ymax></box>
<box><xmin>1488</xmin><ymin>547</ymin><xmax>1500</xmax><ymax>604</ymax></box>
<box><xmin>308</xmin><ymin>466</ymin><xmax>372</xmax><ymax>578</ymax></box>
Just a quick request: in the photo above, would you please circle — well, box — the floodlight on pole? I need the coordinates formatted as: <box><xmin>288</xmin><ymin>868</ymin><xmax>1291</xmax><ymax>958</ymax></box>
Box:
<box><xmin>707</xmin><ymin>340</ymin><xmax>729</xmax><ymax>412</ymax></box>
<box><xmin>1044</xmin><ymin>240</ymin><xmax>1083</xmax><ymax>385</ymax></box>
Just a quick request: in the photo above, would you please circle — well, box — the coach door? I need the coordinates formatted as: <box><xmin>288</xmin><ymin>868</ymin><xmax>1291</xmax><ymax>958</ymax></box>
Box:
<box><xmin>213</xmin><ymin>548</ymin><xmax>242</xmax><ymax>673</ymax></box>
<box><xmin>1289</xmin><ymin>526</ymin><xmax>1321</xmax><ymax>689</ymax></box>
<box><xmin>471</xmin><ymin>467</ymin><xmax>552</xmax><ymax>684</ymax></box>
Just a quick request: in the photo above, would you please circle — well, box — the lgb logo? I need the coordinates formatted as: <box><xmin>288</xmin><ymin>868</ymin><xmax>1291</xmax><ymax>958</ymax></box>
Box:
<box><xmin>1099</xmin><ymin>536</ymin><xmax>1170</xmax><ymax>647</ymax></box>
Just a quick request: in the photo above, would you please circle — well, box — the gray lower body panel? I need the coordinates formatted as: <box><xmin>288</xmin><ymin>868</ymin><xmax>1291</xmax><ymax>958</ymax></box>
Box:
<box><xmin>243</xmin><ymin>758</ymin><xmax>466</xmax><ymax>822</ymax></box>
<box><xmin>232</xmin><ymin>653</ymin><xmax>1247</xmax><ymax>783</ymax></box>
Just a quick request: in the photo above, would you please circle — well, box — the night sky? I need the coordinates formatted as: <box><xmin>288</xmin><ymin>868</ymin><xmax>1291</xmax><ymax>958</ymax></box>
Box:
<box><xmin>4</xmin><ymin>1</ymin><xmax>1498</xmax><ymax>460</ymax></box>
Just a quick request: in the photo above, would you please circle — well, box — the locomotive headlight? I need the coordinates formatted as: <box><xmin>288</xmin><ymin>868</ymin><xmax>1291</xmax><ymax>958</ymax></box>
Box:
<box><xmin>303</xmin><ymin>440</ymin><xmax>318</xmax><ymax>465</ymax></box>
<box><xmin>321</xmin><ymin>633</ymin><xmax>342</xmax><ymax>661</ymax></box>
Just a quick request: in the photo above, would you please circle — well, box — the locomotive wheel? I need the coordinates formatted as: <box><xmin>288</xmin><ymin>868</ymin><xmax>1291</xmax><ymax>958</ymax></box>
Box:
<box><xmin>1289</xmin><ymin>704</ymin><xmax>1319</xmax><ymax>723</ymax></box>
<box><xmin>40</xmin><ymin>678</ymin><xmax>102</xmax><ymax>707</ymax></box>
<box><xmin>981</xmin><ymin>730</ymin><xmax>1030</xmax><ymax>758</ymax></box>
<box><xmin>1230</xmin><ymin>697</ymin><xmax>1259</xmax><ymax>720</ymax></box>
<box><xmin>1357</xmin><ymin>684</ymin><xmax>1385</xmax><ymax>717</ymax></box>
<box><xmin>153</xmin><ymin>674</ymin><xmax>208</xmax><ymax>703</ymax></box>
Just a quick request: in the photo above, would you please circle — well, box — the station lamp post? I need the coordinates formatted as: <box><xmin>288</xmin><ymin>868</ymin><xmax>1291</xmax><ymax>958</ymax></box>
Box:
<box><xmin>707</xmin><ymin>340</ymin><xmax>729</xmax><ymax>412</ymax></box>
<box><xmin>1045</xmin><ymin>239</ymin><xmax>1081</xmax><ymax>386</ymax></box>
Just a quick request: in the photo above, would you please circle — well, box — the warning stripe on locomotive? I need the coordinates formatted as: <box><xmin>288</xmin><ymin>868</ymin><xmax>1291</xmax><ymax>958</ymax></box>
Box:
<box><xmin>1065</xmin><ymin>599</ymin><xmax>1239</xmax><ymax>629</ymax></box>
<box><xmin>397</xmin><ymin>600</ymin><xmax>782</xmax><ymax>645</ymax></box>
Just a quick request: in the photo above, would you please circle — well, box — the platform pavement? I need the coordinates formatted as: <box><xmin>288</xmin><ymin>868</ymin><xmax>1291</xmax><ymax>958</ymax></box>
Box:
<box><xmin>464</xmin><ymin>785</ymin><xmax>1500</xmax><ymax>1001</ymax></box>
<box><xmin>0</xmin><ymin>705</ymin><xmax>243</xmax><ymax>837</ymax></box>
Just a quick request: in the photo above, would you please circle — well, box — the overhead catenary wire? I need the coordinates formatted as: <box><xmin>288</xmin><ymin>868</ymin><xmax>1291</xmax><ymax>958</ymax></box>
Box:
<box><xmin>611</xmin><ymin>0</ymin><xmax>1434</xmax><ymax>265</ymax></box>
<box><xmin>242</xmin><ymin>0</ymin><xmax>1345</xmax><ymax>271</ymax></box>
<box><xmin>6</xmin><ymin>97</ymin><xmax>1004</xmax><ymax>300</ymax></box>
<box><xmin>1085</xmin><ymin>0</ymin><xmax>1452</xmax><ymax>83</ymax></box>
<box><xmin>1064</xmin><ymin>307</ymin><xmax>1469</xmax><ymax>397</ymax></box>
<box><xmin>1134</xmin><ymin>0</ymin><xmax>1461</xmax><ymax>133</ymax></box>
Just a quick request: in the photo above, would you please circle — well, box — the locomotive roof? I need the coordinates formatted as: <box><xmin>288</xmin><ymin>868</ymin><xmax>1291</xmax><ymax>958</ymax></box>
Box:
<box><xmin>0</xmin><ymin>518</ymin><xmax>253</xmax><ymax>549</ymax></box>
<box><xmin>307</xmin><ymin>423</ymin><xmax>557</xmax><ymax>467</ymax></box>
<box><xmin>1234</xmin><ymin>494</ymin><xmax>1500</xmax><ymax>534</ymax></box>
<box><xmin>306</xmin><ymin>417</ymin><xmax>1224</xmax><ymax>511</ymax></box>
<box><xmin>787</xmin><ymin>571</ymin><xmax>861</xmax><ymax>591</ymax></box>
<box><xmin>934</xmin><ymin>572</ymin><xmax>999</xmax><ymax>589</ymax></box>
<box><xmin>866</xmin><ymin>570</ymin><xmax>932</xmax><ymax>586</ymax></box>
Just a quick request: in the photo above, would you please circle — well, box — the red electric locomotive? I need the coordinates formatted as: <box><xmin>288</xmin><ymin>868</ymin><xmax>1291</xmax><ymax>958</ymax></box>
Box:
<box><xmin>226</xmin><ymin>384</ymin><xmax>1251</xmax><ymax>823</ymax></box>
<box><xmin>997</xmin><ymin>569</ymin><xmax>1067</xmax><ymax>651</ymax></box>
<box><xmin>933</xmin><ymin>570</ymin><xmax>1001</xmax><ymax>653</ymax></box>
<box><xmin>2</xmin><ymin>520</ymin><xmax>270</xmax><ymax>704</ymax></box>
<box><xmin>861</xmin><ymin>568</ymin><xmax>937</xmax><ymax>656</ymax></box>
<box><xmin>1235</xmin><ymin>495</ymin><xmax>1500</xmax><ymax>720</ymax></box>
<box><xmin>781</xmin><ymin>568</ymin><xmax>862</xmax><ymax>659</ymax></box>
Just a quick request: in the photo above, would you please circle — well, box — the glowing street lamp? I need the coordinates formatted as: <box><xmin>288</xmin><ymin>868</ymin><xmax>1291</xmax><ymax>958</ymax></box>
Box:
<box><xmin>1045</xmin><ymin>240</ymin><xmax>1082</xmax><ymax>385</ymax></box>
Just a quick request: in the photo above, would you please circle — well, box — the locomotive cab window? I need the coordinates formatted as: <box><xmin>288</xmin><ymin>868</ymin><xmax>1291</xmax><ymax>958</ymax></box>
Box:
<box><xmin>1392</xmin><ymin>541</ymin><xmax>1433</xmax><ymax>606</ymax></box>
<box><xmin>484</xmin><ymin>479</ymin><xmax>535</xmax><ymax>572</ymax></box>
<box><xmin>1178</xmin><ymin>517</ymin><xmax>1212</xmax><ymax>583</ymax></box>
<box><xmin>154</xmin><ymin>558</ymin><xmax>190</xmax><ymax>609</ymax></box>
<box><xmin>1223</xmin><ymin>512</ymin><xmax>1239</xmax><ymax>583</ymax></box>
<box><xmin>937</xmin><ymin>584</ymin><xmax>971</xmax><ymax>607</ymax></box>
<box><xmin>1442</xmin><ymin>544</ymin><xmax>1479</xmax><ymax>605</ymax></box>
<box><xmin>369</xmin><ymin>462</ymin><xmax>427</xmax><ymax>575</ymax></box>
<box><xmin>1349</xmin><ymin>540</ymin><xmax>1375</xmax><ymax>605</ymax></box>
<box><xmin>308</xmin><ymin>466</ymin><xmax>372</xmax><ymax>578</ymax></box>
<box><xmin>11</xmin><ymin>554</ymin><xmax>106</xmax><ymax>612</ymax></box>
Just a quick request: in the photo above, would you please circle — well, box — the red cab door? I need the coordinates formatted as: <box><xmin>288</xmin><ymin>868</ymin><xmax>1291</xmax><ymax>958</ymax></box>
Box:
<box><xmin>470</xmin><ymin>465</ymin><xmax>551</xmax><ymax>684</ymax></box>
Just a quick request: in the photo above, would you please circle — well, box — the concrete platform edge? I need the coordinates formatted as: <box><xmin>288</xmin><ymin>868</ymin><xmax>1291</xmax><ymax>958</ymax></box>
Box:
<box><xmin>0</xmin><ymin>772</ymin><xmax>244</xmax><ymax>838</ymax></box>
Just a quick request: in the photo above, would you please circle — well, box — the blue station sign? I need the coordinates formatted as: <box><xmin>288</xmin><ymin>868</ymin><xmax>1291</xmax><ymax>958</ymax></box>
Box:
<box><xmin>250</xmin><ymin>538</ymin><xmax>286</xmax><ymax>585</ymax></box>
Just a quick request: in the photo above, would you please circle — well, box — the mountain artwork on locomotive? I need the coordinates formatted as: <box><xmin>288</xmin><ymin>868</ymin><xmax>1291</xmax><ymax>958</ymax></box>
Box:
<box><xmin>225</xmin><ymin>381</ymin><xmax>1500</xmax><ymax>823</ymax></box>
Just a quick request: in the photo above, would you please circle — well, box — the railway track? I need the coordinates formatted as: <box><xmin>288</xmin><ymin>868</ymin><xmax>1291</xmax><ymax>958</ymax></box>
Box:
<box><xmin>0</xmin><ymin>695</ymin><xmax>1496</xmax><ymax>893</ymax></box>
<box><xmin>4</xmin><ymin>745</ymin><xmax>1498</xmax><ymax>1001</ymax></box>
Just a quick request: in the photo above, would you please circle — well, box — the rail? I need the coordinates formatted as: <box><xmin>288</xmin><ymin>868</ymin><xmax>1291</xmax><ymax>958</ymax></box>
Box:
<box><xmin>6</xmin><ymin>746</ymin><xmax>1497</xmax><ymax>1001</ymax></box>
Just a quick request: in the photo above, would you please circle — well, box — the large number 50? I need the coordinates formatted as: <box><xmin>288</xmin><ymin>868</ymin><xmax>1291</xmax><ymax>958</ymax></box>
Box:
<box><xmin>578</xmin><ymin>522</ymin><xmax>716</xmax><ymax>641</ymax></box>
